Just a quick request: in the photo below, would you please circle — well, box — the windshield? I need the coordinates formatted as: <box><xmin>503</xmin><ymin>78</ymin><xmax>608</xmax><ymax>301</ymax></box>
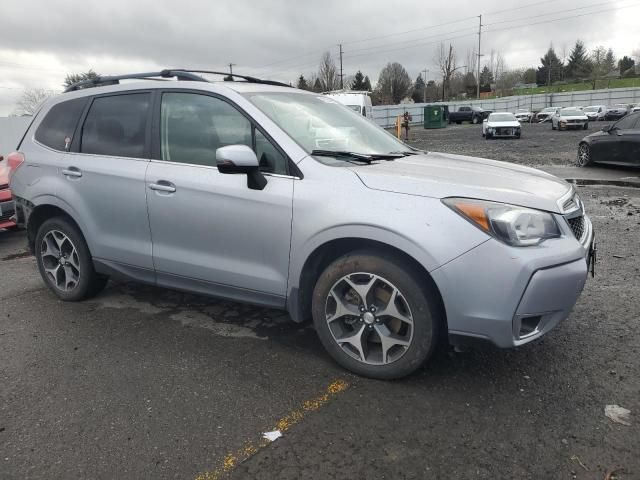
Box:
<box><xmin>488</xmin><ymin>113</ymin><xmax>516</xmax><ymax>122</ymax></box>
<box><xmin>584</xmin><ymin>106</ymin><xmax>599</xmax><ymax>112</ymax></box>
<box><xmin>347</xmin><ymin>105</ymin><xmax>362</xmax><ymax>113</ymax></box>
<box><xmin>244</xmin><ymin>92</ymin><xmax>407</xmax><ymax>156</ymax></box>
<box><xmin>542</xmin><ymin>107</ymin><xmax>557</xmax><ymax>113</ymax></box>
<box><xmin>561</xmin><ymin>109</ymin><xmax>583</xmax><ymax>116</ymax></box>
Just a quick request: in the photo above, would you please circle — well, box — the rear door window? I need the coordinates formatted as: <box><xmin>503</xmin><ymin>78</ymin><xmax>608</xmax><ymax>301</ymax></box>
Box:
<box><xmin>80</xmin><ymin>93</ymin><xmax>150</xmax><ymax>158</ymax></box>
<box><xmin>35</xmin><ymin>98</ymin><xmax>88</xmax><ymax>151</ymax></box>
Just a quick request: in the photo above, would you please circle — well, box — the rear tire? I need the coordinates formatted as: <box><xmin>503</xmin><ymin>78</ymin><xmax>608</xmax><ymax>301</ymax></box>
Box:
<box><xmin>577</xmin><ymin>142</ymin><xmax>593</xmax><ymax>167</ymax></box>
<box><xmin>583</xmin><ymin>123</ymin><xmax>589</xmax><ymax>130</ymax></box>
<box><xmin>472</xmin><ymin>116</ymin><xmax>479</xmax><ymax>125</ymax></box>
<box><xmin>311</xmin><ymin>251</ymin><xmax>441</xmax><ymax>380</ymax></box>
<box><xmin>35</xmin><ymin>217</ymin><xmax>108</xmax><ymax>301</ymax></box>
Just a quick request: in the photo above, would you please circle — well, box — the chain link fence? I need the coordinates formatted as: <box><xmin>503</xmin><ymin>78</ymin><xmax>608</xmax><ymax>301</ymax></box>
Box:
<box><xmin>372</xmin><ymin>87</ymin><xmax>640</xmax><ymax>128</ymax></box>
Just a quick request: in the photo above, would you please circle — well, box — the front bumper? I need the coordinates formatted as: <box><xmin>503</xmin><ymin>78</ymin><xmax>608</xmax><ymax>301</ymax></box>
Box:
<box><xmin>432</xmin><ymin>214</ymin><xmax>593</xmax><ymax>348</ymax></box>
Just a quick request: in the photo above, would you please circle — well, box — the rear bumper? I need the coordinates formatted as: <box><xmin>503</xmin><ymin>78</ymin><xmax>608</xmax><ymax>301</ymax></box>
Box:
<box><xmin>0</xmin><ymin>198</ymin><xmax>16</xmax><ymax>229</ymax></box>
<box><xmin>432</xmin><ymin>218</ymin><xmax>593</xmax><ymax>348</ymax></box>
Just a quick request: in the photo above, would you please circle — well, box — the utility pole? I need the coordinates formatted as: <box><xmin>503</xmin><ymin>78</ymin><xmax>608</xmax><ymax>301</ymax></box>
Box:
<box><xmin>422</xmin><ymin>68</ymin><xmax>429</xmax><ymax>103</ymax></box>
<box><xmin>228</xmin><ymin>63</ymin><xmax>236</xmax><ymax>76</ymax></box>
<box><xmin>338</xmin><ymin>44</ymin><xmax>344</xmax><ymax>89</ymax></box>
<box><xmin>476</xmin><ymin>14</ymin><xmax>482</xmax><ymax>99</ymax></box>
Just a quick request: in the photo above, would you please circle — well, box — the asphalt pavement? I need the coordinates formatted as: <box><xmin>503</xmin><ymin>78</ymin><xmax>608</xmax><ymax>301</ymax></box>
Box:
<box><xmin>1</xmin><ymin>124</ymin><xmax>639</xmax><ymax>479</ymax></box>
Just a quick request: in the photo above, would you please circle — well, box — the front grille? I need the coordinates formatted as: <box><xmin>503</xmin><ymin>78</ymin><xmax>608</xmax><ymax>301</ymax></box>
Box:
<box><xmin>567</xmin><ymin>215</ymin><xmax>585</xmax><ymax>240</ymax></box>
<box><xmin>495</xmin><ymin>127</ymin><xmax>517</xmax><ymax>135</ymax></box>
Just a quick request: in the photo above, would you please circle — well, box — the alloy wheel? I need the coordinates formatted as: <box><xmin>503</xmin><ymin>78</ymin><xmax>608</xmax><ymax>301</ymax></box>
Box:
<box><xmin>40</xmin><ymin>230</ymin><xmax>81</xmax><ymax>291</ymax></box>
<box><xmin>577</xmin><ymin>144</ymin><xmax>591</xmax><ymax>166</ymax></box>
<box><xmin>324</xmin><ymin>272</ymin><xmax>413</xmax><ymax>365</ymax></box>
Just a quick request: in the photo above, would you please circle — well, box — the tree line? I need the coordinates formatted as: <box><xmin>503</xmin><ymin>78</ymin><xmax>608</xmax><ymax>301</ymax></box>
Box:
<box><xmin>296</xmin><ymin>41</ymin><xmax>639</xmax><ymax>105</ymax></box>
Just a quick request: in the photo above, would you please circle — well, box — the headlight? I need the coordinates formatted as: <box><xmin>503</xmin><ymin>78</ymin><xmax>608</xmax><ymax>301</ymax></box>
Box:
<box><xmin>443</xmin><ymin>198</ymin><xmax>561</xmax><ymax>247</ymax></box>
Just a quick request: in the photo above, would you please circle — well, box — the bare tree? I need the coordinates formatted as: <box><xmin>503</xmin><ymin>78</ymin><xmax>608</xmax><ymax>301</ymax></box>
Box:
<box><xmin>435</xmin><ymin>43</ymin><xmax>456</xmax><ymax>100</ymax></box>
<box><xmin>13</xmin><ymin>88</ymin><xmax>55</xmax><ymax>116</ymax></box>
<box><xmin>318</xmin><ymin>52</ymin><xmax>339</xmax><ymax>92</ymax></box>
<box><xmin>589</xmin><ymin>46</ymin><xmax>608</xmax><ymax>90</ymax></box>
<box><xmin>465</xmin><ymin>48</ymin><xmax>477</xmax><ymax>77</ymax></box>
<box><xmin>494</xmin><ymin>52</ymin><xmax>507</xmax><ymax>94</ymax></box>
<box><xmin>376</xmin><ymin>62</ymin><xmax>412</xmax><ymax>104</ymax></box>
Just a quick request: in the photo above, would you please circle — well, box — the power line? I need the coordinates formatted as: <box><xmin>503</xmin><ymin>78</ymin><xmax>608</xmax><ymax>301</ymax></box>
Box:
<box><xmin>484</xmin><ymin>2</ymin><xmax>640</xmax><ymax>34</ymax></box>
<box><xmin>484</xmin><ymin>0</ymin><xmax>619</xmax><ymax>27</ymax></box>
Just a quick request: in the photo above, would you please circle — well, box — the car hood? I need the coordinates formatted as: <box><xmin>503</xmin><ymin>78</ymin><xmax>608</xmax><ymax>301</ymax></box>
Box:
<box><xmin>350</xmin><ymin>152</ymin><xmax>571</xmax><ymax>213</ymax></box>
<box><xmin>486</xmin><ymin>120</ymin><xmax>521</xmax><ymax>128</ymax></box>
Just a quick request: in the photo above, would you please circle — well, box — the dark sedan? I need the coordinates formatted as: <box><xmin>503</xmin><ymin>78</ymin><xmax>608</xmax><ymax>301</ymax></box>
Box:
<box><xmin>577</xmin><ymin>112</ymin><xmax>640</xmax><ymax>167</ymax></box>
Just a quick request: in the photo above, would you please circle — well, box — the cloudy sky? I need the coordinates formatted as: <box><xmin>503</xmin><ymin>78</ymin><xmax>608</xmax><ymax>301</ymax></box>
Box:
<box><xmin>1</xmin><ymin>0</ymin><xmax>639</xmax><ymax>114</ymax></box>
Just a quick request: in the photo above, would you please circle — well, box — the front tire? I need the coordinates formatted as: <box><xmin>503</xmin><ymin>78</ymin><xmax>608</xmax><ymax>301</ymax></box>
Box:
<box><xmin>577</xmin><ymin>142</ymin><xmax>593</xmax><ymax>167</ymax></box>
<box><xmin>311</xmin><ymin>251</ymin><xmax>440</xmax><ymax>380</ymax></box>
<box><xmin>35</xmin><ymin>217</ymin><xmax>108</xmax><ymax>301</ymax></box>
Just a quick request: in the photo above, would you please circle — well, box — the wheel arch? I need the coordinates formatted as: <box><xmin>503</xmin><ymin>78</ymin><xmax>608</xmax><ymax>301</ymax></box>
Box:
<box><xmin>287</xmin><ymin>237</ymin><xmax>447</xmax><ymax>335</ymax></box>
<box><xmin>26</xmin><ymin>198</ymin><xmax>87</xmax><ymax>254</ymax></box>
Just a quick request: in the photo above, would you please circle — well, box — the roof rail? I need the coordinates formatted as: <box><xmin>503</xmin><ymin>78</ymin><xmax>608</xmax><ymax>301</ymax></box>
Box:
<box><xmin>63</xmin><ymin>69</ymin><xmax>291</xmax><ymax>93</ymax></box>
<box><xmin>322</xmin><ymin>89</ymin><xmax>371</xmax><ymax>95</ymax></box>
<box><xmin>171</xmin><ymin>70</ymin><xmax>291</xmax><ymax>88</ymax></box>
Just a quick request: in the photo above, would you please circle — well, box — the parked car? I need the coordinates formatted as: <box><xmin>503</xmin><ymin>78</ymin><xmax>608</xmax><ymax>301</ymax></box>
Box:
<box><xmin>632</xmin><ymin>104</ymin><xmax>640</xmax><ymax>113</ymax></box>
<box><xmin>552</xmin><ymin>108</ymin><xmax>589</xmax><ymax>131</ymax></box>
<box><xmin>514</xmin><ymin>109</ymin><xmax>533</xmax><ymax>122</ymax></box>
<box><xmin>482</xmin><ymin>112</ymin><xmax>521</xmax><ymax>139</ymax></box>
<box><xmin>577</xmin><ymin>112</ymin><xmax>640</xmax><ymax>167</ymax></box>
<box><xmin>8</xmin><ymin>69</ymin><xmax>595</xmax><ymax>379</ymax></box>
<box><xmin>324</xmin><ymin>91</ymin><xmax>373</xmax><ymax>120</ymax></box>
<box><xmin>0</xmin><ymin>155</ymin><xmax>18</xmax><ymax>230</ymax></box>
<box><xmin>535</xmin><ymin>107</ymin><xmax>560</xmax><ymax>123</ymax></box>
<box><xmin>448</xmin><ymin>106</ymin><xmax>490</xmax><ymax>124</ymax></box>
<box><xmin>583</xmin><ymin>105</ymin><xmax>607</xmax><ymax>121</ymax></box>
<box><xmin>605</xmin><ymin>104</ymin><xmax>630</xmax><ymax>120</ymax></box>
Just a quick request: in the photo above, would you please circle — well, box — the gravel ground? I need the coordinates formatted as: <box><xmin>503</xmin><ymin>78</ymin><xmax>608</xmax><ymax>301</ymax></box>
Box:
<box><xmin>1</xmin><ymin>134</ymin><xmax>639</xmax><ymax>478</ymax></box>
<box><xmin>406</xmin><ymin>121</ymin><xmax>616</xmax><ymax>168</ymax></box>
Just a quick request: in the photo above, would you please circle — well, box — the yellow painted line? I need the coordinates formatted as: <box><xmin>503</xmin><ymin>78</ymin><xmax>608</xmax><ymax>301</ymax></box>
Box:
<box><xmin>195</xmin><ymin>379</ymin><xmax>349</xmax><ymax>480</ymax></box>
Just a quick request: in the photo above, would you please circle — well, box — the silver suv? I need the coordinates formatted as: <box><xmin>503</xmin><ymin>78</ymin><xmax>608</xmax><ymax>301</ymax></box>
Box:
<box><xmin>8</xmin><ymin>70</ymin><xmax>595</xmax><ymax>379</ymax></box>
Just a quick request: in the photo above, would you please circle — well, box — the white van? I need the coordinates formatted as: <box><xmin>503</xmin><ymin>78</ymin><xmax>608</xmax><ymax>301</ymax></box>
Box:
<box><xmin>324</xmin><ymin>91</ymin><xmax>374</xmax><ymax>120</ymax></box>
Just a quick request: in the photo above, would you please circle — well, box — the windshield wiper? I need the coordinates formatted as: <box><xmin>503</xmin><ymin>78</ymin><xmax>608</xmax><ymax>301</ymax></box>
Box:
<box><xmin>311</xmin><ymin>150</ymin><xmax>404</xmax><ymax>163</ymax></box>
<box><xmin>388</xmin><ymin>150</ymin><xmax>420</xmax><ymax>156</ymax></box>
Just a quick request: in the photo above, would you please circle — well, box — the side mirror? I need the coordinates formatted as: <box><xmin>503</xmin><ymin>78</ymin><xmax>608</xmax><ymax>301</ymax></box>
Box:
<box><xmin>483</xmin><ymin>119</ymin><xmax>488</xmax><ymax>123</ymax></box>
<box><xmin>216</xmin><ymin>145</ymin><xmax>267</xmax><ymax>191</ymax></box>
<box><xmin>602</xmin><ymin>124</ymin><xmax>613</xmax><ymax>133</ymax></box>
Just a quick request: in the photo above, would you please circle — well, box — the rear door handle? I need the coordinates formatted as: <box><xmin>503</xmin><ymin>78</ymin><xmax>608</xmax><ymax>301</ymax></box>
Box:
<box><xmin>149</xmin><ymin>181</ymin><xmax>176</xmax><ymax>193</ymax></box>
<box><xmin>62</xmin><ymin>167</ymin><xmax>82</xmax><ymax>178</ymax></box>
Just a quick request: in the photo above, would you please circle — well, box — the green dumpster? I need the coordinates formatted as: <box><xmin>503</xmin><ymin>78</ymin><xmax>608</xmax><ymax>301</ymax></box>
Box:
<box><xmin>423</xmin><ymin>105</ymin><xmax>448</xmax><ymax>129</ymax></box>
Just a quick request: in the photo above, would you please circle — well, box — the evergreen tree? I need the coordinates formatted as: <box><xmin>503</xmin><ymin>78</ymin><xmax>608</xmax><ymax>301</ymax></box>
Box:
<box><xmin>536</xmin><ymin>46</ymin><xmax>563</xmax><ymax>86</ymax></box>
<box><xmin>619</xmin><ymin>56</ymin><xmax>636</xmax><ymax>76</ymax></box>
<box><xmin>312</xmin><ymin>78</ymin><xmax>322</xmax><ymax>93</ymax></box>
<box><xmin>351</xmin><ymin>70</ymin><xmax>368</xmax><ymax>90</ymax></box>
<box><xmin>479</xmin><ymin>66</ymin><xmax>494</xmax><ymax>90</ymax></box>
<box><xmin>411</xmin><ymin>74</ymin><xmax>426</xmax><ymax>103</ymax></box>
<box><xmin>297</xmin><ymin>75</ymin><xmax>309</xmax><ymax>90</ymax></box>
<box><xmin>604</xmin><ymin>48</ymin><xmax>617</xmax><ymax>74</ymax></box>
<box><xmin>363</xmin><ymin>76</ymin><xmax>372</xmax><ymax>92</ymax></box>
<box><xmin>63</xmin><ymin>69</ymin><xmax>100</xmax><ymax>88</ymax></box>
<box><xmin>565</xmin><ymin>40</ymin><xmax>589</xmax><ymax>80</ymax></box>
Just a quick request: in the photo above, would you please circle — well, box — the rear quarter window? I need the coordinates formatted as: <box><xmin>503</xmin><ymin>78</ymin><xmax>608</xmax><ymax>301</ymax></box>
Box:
<box><xmin>34</xmin><ymin>97</ymin><xmax>88</xmax><ymax>151</ymax></box>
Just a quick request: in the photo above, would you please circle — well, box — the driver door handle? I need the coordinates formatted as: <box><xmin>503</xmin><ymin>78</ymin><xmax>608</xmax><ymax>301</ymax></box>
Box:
<box><xmin>149</xmin><ymin>181</ymin><xmax>176</xmax><ymax>193</ymax></box>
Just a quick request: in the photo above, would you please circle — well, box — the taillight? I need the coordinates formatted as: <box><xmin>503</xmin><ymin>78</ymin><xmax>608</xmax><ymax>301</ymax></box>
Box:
<box><xmin>7</xmin><ymin>152</ymin><xmax>25</xmax><ymax>183</ymax></box>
